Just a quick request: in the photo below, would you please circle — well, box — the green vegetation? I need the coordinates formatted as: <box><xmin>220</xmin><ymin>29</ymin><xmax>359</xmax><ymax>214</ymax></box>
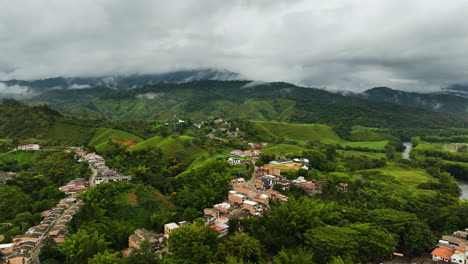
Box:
<box><xmin>0</xmin><ymin>151</ymin><xmax>91</xmax><ymax>242</ymax></box>
<box><xmin>361</xmin><ymin>164</ymin><xmax>437</xmax><ymax>195</ymax></box>
<box><xmin>88</xmin><ymin>128</ymin><xmax>143</xmax><ymax>152</ymax></box>
<box><xmin>261</xmin><ymin>144</ymin><xmax>308</xmax><ymax>156</ymax></box>
<box><xmin>340</xmin><ymin>140</ymin><xmax>389</xmax><ymax>150</ymax></box>
<box><xmin>42</xmin><ymin>81</ymin><xmax>468</xmax><ymax>130</ymax></box>
<box><xmin>349</xmin><ymin>128</ymin><xmax>397</xmax><ymax>141</ymax></box>
<box><xmin>0</xmin><ymin>151</ymin><xmax>46</xmax><ymax>171</ymax></box>
<box><xmin>4</xmin><ymin>96</ymin><xmax>468</xmax><ymax>263</ymax></box>
<box><xmin>252</xmin><ymin>121</ymin><xmax>344</xmax><ymax>144</ymax></box>
<box><xmin>46</xmin><ymin>121</ymin><xmax>96</xmax><ymax>145</ymax></box>
<box><xmin>340</xmin><ymin>150</ymin><xmax>386</xmax><ymax>159</ymax></box>
<box><xmin>129</xmin><ymin>135</ymin><xmax>206</xmax><ymax>163</ymax></box>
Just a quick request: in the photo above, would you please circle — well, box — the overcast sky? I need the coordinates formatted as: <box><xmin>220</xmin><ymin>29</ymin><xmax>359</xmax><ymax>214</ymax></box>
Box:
<box><xmin>1</xmin><ymin>0</ymin><xmax>468</xmax><ymax>92</ymax></box>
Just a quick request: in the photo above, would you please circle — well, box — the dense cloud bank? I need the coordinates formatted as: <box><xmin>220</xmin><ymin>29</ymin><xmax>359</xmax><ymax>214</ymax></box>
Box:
<box><xmin>1</xmin><ymin>0</ymin><xmax>467</xmax><ymax>92</ymax></box>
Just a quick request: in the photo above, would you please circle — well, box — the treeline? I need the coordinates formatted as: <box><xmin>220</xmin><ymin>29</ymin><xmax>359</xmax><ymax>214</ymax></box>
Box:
<box><xmin>422</xmin><ymin>135</ymin><xmax>468</xmax><ymax>143</ymax></box>
<box><xmin>412</xmin><ymin>146</ymin><xmax>468</xmax><ymax>163</ymax></box>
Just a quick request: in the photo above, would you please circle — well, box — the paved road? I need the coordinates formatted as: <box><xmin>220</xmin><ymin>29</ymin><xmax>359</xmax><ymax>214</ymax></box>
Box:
<box><xmin>0</xmin><ymin>149</ymin><xmax>15</xmax><ymax>157</ymax></box>
<box><xmin>89</xmin><ymin>167</ymin><xmax>98</xmax><ymax>187</ymax></box>
<box><xmin>234</xmin><ymin>160</ymin><xmax>258</xmax><ymax>199</ymax></box>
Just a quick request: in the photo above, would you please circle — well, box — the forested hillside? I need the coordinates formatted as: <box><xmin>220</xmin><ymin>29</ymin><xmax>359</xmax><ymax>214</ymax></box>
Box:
<box><xmin>40</xmin><ymin>80</ymin><xmax>468</xmax><ymax>129</ymax></box>
<box><xmin>362</xmin><ymin>87</ymin><xmax>468</xmax><ymax>114</ymax></box>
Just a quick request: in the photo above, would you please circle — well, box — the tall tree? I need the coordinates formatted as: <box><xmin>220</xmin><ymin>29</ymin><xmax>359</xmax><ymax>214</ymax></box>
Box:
<box><xmin>168</xmin><ymin>222</ymin><xmax>218</xmax><ymax>264</ymax></box>
<box><xmin>223</xmin><ymin>232</ymin><xmax>262</xmax><ymax>263</ymax></box>
<box><xmin>59</xmin><ymin>229</ymin><xmax>110</xmax><ymax>264</ymax></box>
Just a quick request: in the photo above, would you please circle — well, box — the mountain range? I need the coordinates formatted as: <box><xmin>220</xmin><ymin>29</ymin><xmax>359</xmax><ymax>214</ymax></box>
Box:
<box><xmin>2</xmin><ymin>70</ymin><xmax>468</xmax><ymax>128</ymax></box>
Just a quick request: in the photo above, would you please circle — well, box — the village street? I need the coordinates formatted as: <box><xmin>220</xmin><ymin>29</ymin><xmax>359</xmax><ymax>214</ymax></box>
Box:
<box><xmin>30</xmin><ymin>200</ymin><xmax>82</xmax><ymax>264</ymax></box>
<box><xmin>233</xmin><ymin>160</ymin><xmax>258</xmax><ymax>199</ymax></box>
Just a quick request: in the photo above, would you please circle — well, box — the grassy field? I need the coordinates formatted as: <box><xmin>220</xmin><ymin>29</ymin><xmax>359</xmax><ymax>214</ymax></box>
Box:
<box><xmin>129</xmin><ymin>135</ymin><xmax>207</xmax><ymax>163</ymax></box>
<box><xmin>261</xmin><ymin>144</ymin><xmax>308</xmax><ymax>156</ymax></box>
<box><xmin>360</xmin><ymin>164</ymin><xmax>437</xmax><ymax>195</ymax></box>
<box><xmin>351</xmin><ymin>126</ymin><xmax>389</xmax><ymax>132</ymax></box>
<box><xmin>252</xmin><ymin>121</ymin><xmax>344</xmax><ymax>144</ymax></box>
<box><xmin>340</xmin><ymin>140</ymin><xmax>389</xmax><ymax>150</ymax></box>
<box><xmin>349</xmin><ymin>130</ymin><xmax>397</xmax><ymax>142</ymax></box>
<box><xmin>0</xmin><ymin>151</ymin><xmax>45</xmax><ymax>165</ymax></box>
<box><xmin>45</xmin><ymin>122</ymin><xmax>95</xmax><ymax>145</ymax></box>
<box><xmin>88</xmin><ymin>128</ymin><xmax>143</xmax><ymax>152</ymax></box>
<box><xmin>340</xmin><ymin>150</ymin><xmax>386</xmax><ymax>159</ymax></box>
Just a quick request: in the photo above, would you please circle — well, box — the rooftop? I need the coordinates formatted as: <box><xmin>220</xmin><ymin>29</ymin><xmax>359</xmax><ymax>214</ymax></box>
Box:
<box><xmin>0</xmin><ymin>243</ymin><xmax>14</xmax><ymax>249</ymax></box>
<box><xmin>165</xmin><ymin>223</ymin><xmax>179</xmax><ymax>229</ymax></box>
<box><xmin>431</xmin><ymin>247</ymin><xmax>455</xmax><ymax>259</ymax></box>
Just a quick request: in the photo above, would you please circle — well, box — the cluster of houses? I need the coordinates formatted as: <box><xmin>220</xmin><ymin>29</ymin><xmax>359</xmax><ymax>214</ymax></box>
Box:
<box><xmin>58</xmin><ymin>178</ymin><xmax>89</xmax><ymax>197</ymax></box>
<box><xmin>227</xmin><ymin>157</ymin><xmax>250</xmax><ymax>166</ymax></box>
<box><xmin>202</xmin><ymin>166</ymin><xmax>291</xmax><ymax>238</ymax></box>
<box><xmin>123</xmin><ymin>221</ymin><xmax>188</xmax><ymax>256</ymax></box>
<box><xmin>16</xmin><ymin>144</ymin><xmax>40</xmax><ymax>151</ymax></box>
<box><xmin>431</xmin><ymin>229</ymin><xmax>468</xmax><ymax>263</ymax></box>
<box><xmin>203</xmin><ymin>187</ymin><xmax>287</xmax><ymax>238</ymax></box>
<box><xmin>255</xmin><ymin>167</ymin><xmax>325</xmax><ymax>196</ymax></box>
<box><xmin>269</xmin><ymin>157</ymin><xmax>309</xmax><ymax>168</ymax></box>
<box><xmin>76</xmin><ymin>151</ymin><xmax>131</xmax><ymax>185</ymax></box>
<box><xmin>0</xmin><ymin>198</ymin><xmax>83</xmax><ymax>264</ymax></box>
<box><xmin>230</xmin><ymin>149</ymin><xmax>262</xmax><ymax>158</ymax></box>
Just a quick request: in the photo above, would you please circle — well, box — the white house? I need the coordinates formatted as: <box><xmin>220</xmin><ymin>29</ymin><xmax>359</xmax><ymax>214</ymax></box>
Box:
<box><xmin>230</xmin><ymin>150</ymin><xmax>244</xmax><ymax>157</ymax></box>
<box><xmin>164</xmin><ymin>223</ymin><xmax>180</xmax><ymax>236</ymax></box>
<box><xmin>451</xmin><ymin>251</ymin><xmax>468</xmax><ymax>264</ymax></box>
<box><xmin>228</xmin><ymin>158</ymin><xmax>242</xmax><ymax>165</ymax></box>
<box><xmin>17</xmin><ymin>144</ymin><xmax>40</xmax><ymax>151</ymax></box>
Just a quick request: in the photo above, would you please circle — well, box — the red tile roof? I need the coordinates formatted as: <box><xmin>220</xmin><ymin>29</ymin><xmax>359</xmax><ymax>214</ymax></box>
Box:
<box><xmin>211</xmin><ymin>225</ymin><xmax>225</xmax><ymax>231</ymax></box>
<box><xmin>431</xmin><ymin>247</ymin><xmax>454</xmax><ymax>260</ymax></box>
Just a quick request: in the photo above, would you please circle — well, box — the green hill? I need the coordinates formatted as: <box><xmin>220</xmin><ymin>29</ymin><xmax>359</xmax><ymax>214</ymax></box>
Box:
<box><xmin>45</xmin><ymin>121</ymin><xmax>96</xmax><ymax>145</ymax></box>
<box><xmin>45</xmin><ymin>80</ymin><xmax>468</xmax><ymax>129</ymax></box>
<box><xmin>252</xmin><ymin>121</ymin><xmax>344</xmax><ymax>144</ymax></box>
<box><xmin>88</xmin><ymin>128</ymin><xmax>143</xmax><ymax>152</ymax></box>
<box><xmin>0</xmin><ymin>101</ymin><xmax>60</xmax><ymax>139</ymax></box>
<box><xmin>261</xmin><ymin>144</ymin><xmax>309</xmax><ymax>156</ymax></box>
<box><xmin>130</xmin><ymin>135</ymin><xmax>207</xmax><ymax>163</ymax></box>
<box><xmin>360</xmin><ymin>164</ymin><xmax>437</xmax><ymax>196</ymax></box>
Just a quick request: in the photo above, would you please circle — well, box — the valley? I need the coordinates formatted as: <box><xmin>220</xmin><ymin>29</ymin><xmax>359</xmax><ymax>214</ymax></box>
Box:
<box><xmin>1</xmin><ymin>81</ymin><xmax>468</xmax><ymax>264</ymax></box>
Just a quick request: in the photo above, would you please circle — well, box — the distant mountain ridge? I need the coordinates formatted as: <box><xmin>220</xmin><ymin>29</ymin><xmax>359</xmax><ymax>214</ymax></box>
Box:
<box><xmin>0</xmin><ymin>69</ymin><xmax>243</xmax><ymax>100</ymax></box>
<box><xmin>361</xmin><ymin>87</ymin><xmax>468</xmax><ymax>114</ymax></box>
<box><xmin>2</xmin><ymin>70</ymin><xmax>468</xmax><ymax>128</ymax></box>
<box><xmin>31</xmin><ymin>80</ymin><xmax>468</xmax><ymax>129</ymax></box>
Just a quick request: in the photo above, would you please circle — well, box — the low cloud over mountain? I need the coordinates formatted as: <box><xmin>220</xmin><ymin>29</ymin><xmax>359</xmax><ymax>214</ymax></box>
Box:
<box><xmin>1</xmin><ymin>1</ymin><xmax>468</xmax><ymax>92</ymax></box>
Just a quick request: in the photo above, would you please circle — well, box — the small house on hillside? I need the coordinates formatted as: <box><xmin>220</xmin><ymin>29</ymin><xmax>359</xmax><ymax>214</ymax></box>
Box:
<box><xmin>17</xmin><ymin>144</ymin><xmax>40</xmax><ymax>151</ymax></box>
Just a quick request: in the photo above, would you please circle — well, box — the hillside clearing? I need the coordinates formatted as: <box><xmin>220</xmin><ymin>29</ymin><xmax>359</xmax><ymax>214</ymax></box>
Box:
<box><xmin>261</xmin><ymin>144</ymin><xmax>308</xmax><ymax>156</ymax></box>
<box><xmin>88</xmin><ymin>128</ymin><xmax>143</xmax><ymax>152</ymax></box>
<box><xmin>252</xmin><ymin>121</ymin><xmax>344</xmax><ymax>144</ymax></box>
<box><xmin>340</xmin><ymin>140</ymin><xmax>389</xmax><ymax>150</ymax></box>
<box><xmin>129</xmin><ymin>135</ymin><xmax>207</xmax><ymax>163</ymax></box>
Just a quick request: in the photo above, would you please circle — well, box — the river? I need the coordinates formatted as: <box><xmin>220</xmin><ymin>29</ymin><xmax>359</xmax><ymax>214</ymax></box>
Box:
<box><xmin>402</xmin><ymin>142</ymin><xmax>413</xmax><ymax>159</ymax></box>
<box><xmin>401</xmin><ymin>142</ymin><xmax>468</xmax><ymax>199</ymax></box>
